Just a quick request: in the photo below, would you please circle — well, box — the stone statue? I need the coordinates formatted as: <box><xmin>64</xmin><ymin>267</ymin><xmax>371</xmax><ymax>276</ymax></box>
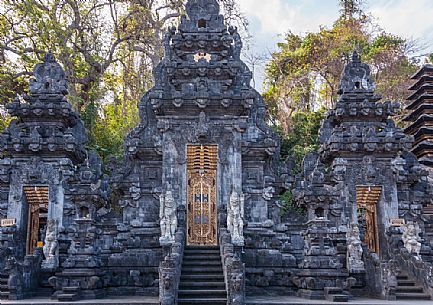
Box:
<box><xmin>159</xmin><ymin>190</ymin><xmax>177</xmax><ymax>245</ymax></box>
<box><xmin>331</xmin><ymin>158</ymin><xmax>347</xmax><ymax>182</ymax></box>
<box><xmin>229</xmin><ymin>26</ymin><xmax>242</xmax><ymax>60</ymax></box>
<box><xmin>228</xmin><ymin>190</ymin><xmax>245</xmax><ymax>246</ymax></box>
<box><xmin>346</xmin><ymin>223</ymin><xmax>365</xmax><ymax>272</ymax></box>
<box><xmin>402</xmin><ymin>223</ymin><xmax>422</xmax><ymax>256</ymax></box>
<box><xmin>42</xmin><ymin>219</ymin><xmax>59</xmax><ymax>269</ymax></box>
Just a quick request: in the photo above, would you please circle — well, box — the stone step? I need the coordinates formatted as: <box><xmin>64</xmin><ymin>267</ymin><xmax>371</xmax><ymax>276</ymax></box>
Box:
<box><xmin>181</xmin><ymin>274</ymin><xmax>225</xmax><ymax>281</ymax></box>
<box><xmin>0</xmin><ymin>291</ymin><xmax>10</xmax><ymax>299</ymax></box>
<box><xmin>183</xmin><ymin>255</ymin><xmax>221</xmax><ymax>261</ymax></box>
<box><xmin>397</xmin><ymin>275</ymin><xmax>409</xmax><ymax>280</ymax></box>
<box><xmin>57</xmin><ymin>293</ymin><xmax>80</xmax><ymax>302</ymax></box>
<box><xmin>180</xmin><ymin>246</ymin><xmax>226</xmax><ymax>304</ymax></box>
<box><xmin>178</xmin><ymin>298</ymin><xmax>227</xmax><ymax>305</ymax></box>
<box><xmin>181</xmin><ymin>267</ymin><xmax>223</xmax><ymax>274</ymax></box>
<box><xmin>396</xmin><ymin>286</ymin><xmax>425</xmax><ymax>293</ymax></box>
<box><xmin>63</xmin><ymin>286</ymin><xmax>80</xmax><ymax>292</ymax></box>
<box><xmin>397</xmin><ymin>280</ymin><xmax>416</xmax><ymax>286</ymax></box>
<box><xmin>324</xmin><ymin>287</ymin><xmax>349</xmax><ymax>303</ymax></box>
<box><xmin>185</xmin><ymin>246</ymin><xmax>219</xmax><ymax>250</ymax></box>
<box><xmin>395</xmin><ymin>292</ymin><xmax>431</xmax><ymax>300</ymax></box>
<box><xmin>179</xmin><ymin>281</ymin><xmax>226</xmax><ymax>289</ymax></box>
<box><xmin>178</xmin><ymin>289</ymin><xmax>227</xmax><ymax>298</ymax></box>
<box><xmin>324</xmin><ymin>287</ymin><xmax>343</xmax><ymax>295</ymax></box>
<box><xmin>183</xmin><ymin>253</ymin><xmax>220</xmax><ymax>258</ymax></box>
<box><xmin>183</xmin><ymin>260</ymin><xmax>222</xmax><ymax>266</ymax></box>
<box><xmin>326</xmin><ymin>295</ymin><xmax>349</xmax><ymax>302</ymax></box>
<box><xmin>184</xmin><ymin>250</ymin><xmax>220</xmax><ymax>255</ymax></box>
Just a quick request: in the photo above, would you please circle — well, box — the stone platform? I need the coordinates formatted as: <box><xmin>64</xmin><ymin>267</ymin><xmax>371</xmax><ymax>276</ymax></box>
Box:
<box><xmin>2</xmin><ymin>296</ymin><xmax>433</xmax><ymax>305</ymax></box>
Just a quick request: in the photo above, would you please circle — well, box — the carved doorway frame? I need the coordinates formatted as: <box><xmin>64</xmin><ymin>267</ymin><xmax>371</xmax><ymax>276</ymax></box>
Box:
<box><xmin>186</xmin><ymin>145</ymin><xmax>218</xmax><ymax>246</ymax></box>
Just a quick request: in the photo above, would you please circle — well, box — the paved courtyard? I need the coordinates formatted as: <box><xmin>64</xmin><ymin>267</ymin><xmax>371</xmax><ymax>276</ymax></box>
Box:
<box><xmin>2</xmin><ymin>296</ymin><xmax>433</xmax><ymax>305</ymax></box>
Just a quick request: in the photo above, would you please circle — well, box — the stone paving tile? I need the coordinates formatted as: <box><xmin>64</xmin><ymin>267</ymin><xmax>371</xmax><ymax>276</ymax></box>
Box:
<box><xmin>3</xmin><ymin>296</ymin><xmax>433</xmax><ymax>305</ymax></box>
<box><xmin>246</xmin><ymin>296</ymin><xmax>433</xmax><ymax>305</ymax></box>
<box><xmin>1</xmin><ymin>297</ymin><xmax>159</xmax><ymax>305</ymax></box>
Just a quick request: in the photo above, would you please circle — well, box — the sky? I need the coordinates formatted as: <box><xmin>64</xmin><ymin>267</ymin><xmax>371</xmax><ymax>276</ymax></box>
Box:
<box><xmin>236</xmin><ymin>0</ymin><xmax>433</xmax><ymax>92</ymax></box>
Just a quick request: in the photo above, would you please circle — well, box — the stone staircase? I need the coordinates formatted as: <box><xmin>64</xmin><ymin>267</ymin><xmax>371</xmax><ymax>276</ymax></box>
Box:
<box><xmin>323</xmin><ymin>287</ymin><xmax>349</xmax><ymax>302</ymax></box>
<box><xmin>178</xmin><ymin>246</ymin><xmax>227</xmax><ymax>305</ymax></box>
<box><xmin>0</xmin><ymin>271</ymin><xmax>10</xmax><ymax>300</ymax></box>
<box><xmin>396</xmin><ymin>274</ymin><xmax>431</xmax><ymax>300</ymax></box>
<box><xmin>57</xmin><ymin>286</ymin><xmax>81</xmax><ymax>302</ymax></box>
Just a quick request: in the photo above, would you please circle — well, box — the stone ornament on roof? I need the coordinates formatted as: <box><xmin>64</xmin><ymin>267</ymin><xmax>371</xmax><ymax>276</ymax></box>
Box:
<box><xmin>180</xmin><ymin>0</ymin><xmax>225</xmax><ymax>32</ymax></box>
<box><xmin>29</xmin><ymin>52</ymin><xmax>68</xmax><ymax>96</ymax></box>
<box><xmin>338</xmin><ymin>50</ymin><xmax>375</xmax><ymax>95</ymax></box>
<box><xmin>186</xmin><ymin>0</ymin><xmax>220</xmax><ymax>19</ymax></box>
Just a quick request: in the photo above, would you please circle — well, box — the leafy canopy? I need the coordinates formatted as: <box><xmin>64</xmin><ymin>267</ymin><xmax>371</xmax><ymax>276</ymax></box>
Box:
<box><xmin>0</xmin><ymin>0</ymin><xmax>247</xmax><ymax>161</ymax></box>
<box><xmin>265</xmin><ymin>0</ymin><xmax>419</xmax><ymax>133</ymax></box>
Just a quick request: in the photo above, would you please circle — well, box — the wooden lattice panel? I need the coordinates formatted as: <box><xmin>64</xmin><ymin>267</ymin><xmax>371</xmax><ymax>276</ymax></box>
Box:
<box><xmin>187</xmin><ymin>145</ymin><xmax>218</xmax><ymax>246</ymax></box>
<box><xmin>356</xmin><ymin>186</ymin><xmax>382</xmax><ymax>208</ymax></box>
<box><xmin>23</xmin><ymin>186</ymin><xmax>49</xmax><ymax>208</ymax></box>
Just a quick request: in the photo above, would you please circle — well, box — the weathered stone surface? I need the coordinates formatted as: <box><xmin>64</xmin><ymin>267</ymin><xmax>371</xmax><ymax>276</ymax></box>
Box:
<box><xmin>294</xmin><ymin>51</ymin><xmax>433</xmax><ymax>300</ymax></box>
<box><xmin>1</xmin><ymin>2</ymin><xmax>432</xmax><ymax>304</ymax></box>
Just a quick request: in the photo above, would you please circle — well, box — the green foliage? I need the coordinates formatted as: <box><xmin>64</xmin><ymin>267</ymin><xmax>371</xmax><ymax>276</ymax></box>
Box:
<box><xmin>0</xmin><ymin>0</ymin><xmax>247</xmax><ymax>162</ymax></box>
<box><xmin>0</xmin><ymin>113</ymin><xmax>12</xmax><ymax>133</ymax></box>
<box><xmin>280</xmin><ymin>190</ymin><xmax>306</xmax><ymax>216</ymax></box>
<box><xmin>429</xmin><ymin>53</ymin><xmax>433</xmax><ymax>64</ymax></box>
<box><xmin>264</xmin><ymin>3</ymin><xmax>418</xmax><ymax>133</ymax></box>
<box><xmin>0</xmin><ymin>0</ymin><xmax>177</xmax><ymax>159</ymax></box>
<box><xmin>280</xmin><ymin>108</ymin><xmax>326</xmax><ymax>171</ymax></box>
<box><xmin>339</xmin><ymin>0</ymin><xmax>364</xmax><ymax>18</ymax></box>
<box><xmin>91</xmin><ymin>99</ymin><xmax>139</xmax><ymax>162</ymax></box>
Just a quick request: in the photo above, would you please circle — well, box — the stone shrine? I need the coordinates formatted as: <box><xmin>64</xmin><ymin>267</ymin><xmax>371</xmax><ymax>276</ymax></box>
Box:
<box><xmin>0</xmin><ymin>1</ymin><xmax>432</xmax><ymax>304</ymax></box>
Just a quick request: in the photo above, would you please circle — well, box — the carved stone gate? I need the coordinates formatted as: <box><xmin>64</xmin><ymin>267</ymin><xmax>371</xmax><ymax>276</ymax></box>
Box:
<box><xmin>24</xmin><ymin>186</ymin><xmax>49</xmax><ymax>255</ymax></box>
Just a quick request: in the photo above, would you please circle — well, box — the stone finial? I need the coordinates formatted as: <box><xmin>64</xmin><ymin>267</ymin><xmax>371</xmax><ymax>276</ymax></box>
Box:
<box><xmin>338</xmin><ymin>50</ymin><xmax>375</xmax><ymax>95</ymax></box>
<box><xmin>29</xmin><ymin>52</ymin><xmax>68</xmax><ymax>96</ymax></box>
<box><xmin>185</xmin><ymin>0</ymin><xmax>220</xmax><ymax>20</ymax></box>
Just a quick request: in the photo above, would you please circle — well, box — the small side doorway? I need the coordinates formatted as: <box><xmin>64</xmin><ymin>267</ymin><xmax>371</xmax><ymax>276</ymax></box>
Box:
<box><xmin>24</xmin><ymin>186</ymin><xmax>49</xmax><ymax>255</ymax></box>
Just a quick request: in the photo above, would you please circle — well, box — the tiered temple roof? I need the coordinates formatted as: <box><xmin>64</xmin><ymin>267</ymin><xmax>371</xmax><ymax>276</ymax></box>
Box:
<box><xmin>404</xmin><ymin>64</ymin><xmax>433</xmax><ymax>167</ymax></box>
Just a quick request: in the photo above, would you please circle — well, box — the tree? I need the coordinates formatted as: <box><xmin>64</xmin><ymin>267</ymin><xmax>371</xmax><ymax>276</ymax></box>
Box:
<box><xmin>264</xmin><ymin>1</ymin><xmax>419</xmax><ymax>133</ymax></box>
<box><xmin>0</xmin><ymin>0</ymin><xmax>248</xmax><ymax>160</ymax></box>
<box><xmin>339</xmin><ymin>0</ymin><xmax>364</xmax><ymax>19</ymax></box>
<box><xmin>0</xmin><ymin>0</ymin><xmax>193</xmax><ymax>109</ymax></box>
<box><xmin>279</xmin><ymin>108</ymin><xmax>326</xmax><ymax>171</ymax></box>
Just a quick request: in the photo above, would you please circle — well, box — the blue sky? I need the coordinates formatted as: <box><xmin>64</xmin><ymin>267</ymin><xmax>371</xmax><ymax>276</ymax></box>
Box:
<box><xmin>236</xmin><ymin>0</ymin><xmax>433</xmax><ymax>91</ymax></box>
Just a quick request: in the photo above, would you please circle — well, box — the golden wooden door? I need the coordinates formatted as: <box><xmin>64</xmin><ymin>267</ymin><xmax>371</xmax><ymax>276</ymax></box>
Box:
<box><xmin>187</xmin><ymin>145</ymin><xmax>218</xmax><ymax>246</ymax></box>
